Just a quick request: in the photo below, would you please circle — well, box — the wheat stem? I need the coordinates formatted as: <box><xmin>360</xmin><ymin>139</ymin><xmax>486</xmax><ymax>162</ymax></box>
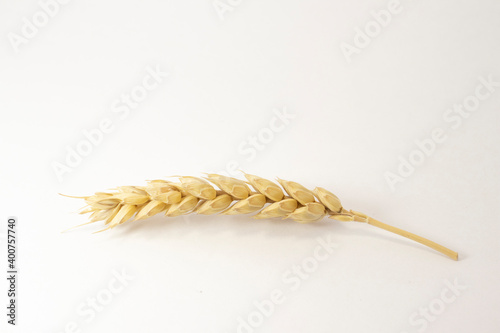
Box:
<box><xmin>364</xmin><ymin>216</ymin><xmax>458</xmax><ymax>260</ymax></box>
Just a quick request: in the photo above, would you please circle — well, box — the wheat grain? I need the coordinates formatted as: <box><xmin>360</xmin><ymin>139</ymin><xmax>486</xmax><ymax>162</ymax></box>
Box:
<box><xmin>65</xmin><ymin>172</ymin><xmax>459</xmax><ymax>260</ymax></box>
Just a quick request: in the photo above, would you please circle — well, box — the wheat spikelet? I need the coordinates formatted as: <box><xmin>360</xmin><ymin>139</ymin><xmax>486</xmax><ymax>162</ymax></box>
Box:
<box><xmin>65</xmin><ymin>172</ymin><xmax>458</xmax><ymax>260</ymax></box>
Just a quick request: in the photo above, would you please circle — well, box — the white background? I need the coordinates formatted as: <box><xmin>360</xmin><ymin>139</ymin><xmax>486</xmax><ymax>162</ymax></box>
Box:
<box><xmin>1</xmin><ymin>0</ymin><xmax>500</xmax><ymax>332</ymax></box>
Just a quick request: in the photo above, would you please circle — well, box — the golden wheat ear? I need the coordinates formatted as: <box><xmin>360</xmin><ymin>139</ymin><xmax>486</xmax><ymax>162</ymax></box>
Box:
<box><xmin>66</xmin><ymin>174</ymin><xmax>458</xmax><ymax>260</ymax></box>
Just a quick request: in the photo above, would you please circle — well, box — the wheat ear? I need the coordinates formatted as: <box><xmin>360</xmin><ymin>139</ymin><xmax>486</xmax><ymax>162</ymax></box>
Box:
<box><xmin>65</xmin><ymin>173</ymin><xmax>458</xmax><ymax>260</ymax></box>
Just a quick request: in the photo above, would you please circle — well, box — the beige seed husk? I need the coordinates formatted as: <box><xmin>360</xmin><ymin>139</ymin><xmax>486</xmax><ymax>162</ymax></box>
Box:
<box><xmin>178</xmin><ymin>176</ymin><xmax>217</xmax><ymax>200</ymax></box>
<box><xmin>89</xmin><ymin>209</ymin><xmax>113</xmax><ymax>222</ymax></box>
<box><xmin>143</xmin><ymin>184</ymin><xmax>167</xmax><ymax>196</ymax></box>
<box><xmin>243</xmin><ymin>173</ymin><xmax>284</xmax><ymax>202</ymax></box>
<box><xmin>135</xmin><ymin>200</ymin><xmax>168</xmax><ymax>220</ymax></box>
<box><xmin>85</xmin><ymin>196</ymin><xmax>121</xmax><ymax>210</ymax></box>
<box><xmin>221</xmin><ymin>194</ymin><xmax>266</xmax><ymax>215</ymax></box>
<box><xmin>117</xmin><ymin>186</ymin><xmax>148</xmax><ymax>195</ymax></box>
<box><xmin>147</xmin><ymin>179</ymin><xmax>171</xmax><ymax>185</ymax></box>
<box><xmin>253</xmin><ymin>198</ymin><xmax>298</xmax><ymax>219</ymax></box>
<box><xmin>350</xmin><ymin>210</ymin><xmax>368</xmax><ymax>219</ymax></box>
<box><xmin>85</xmin><ymin>193</ymin><xmax>111</xmax><ymax>200</ymax></box>
<box><xmin>104</xmin><ymin>205</ymin><xmax>122</xmax><ymax>224</ymax></box>
<box><xmin>145</xmin><ymin>180</ymin><xmax>173</xmax><ymax>193</ymax></box>
<box><xmin>328</xmin><ymin>214</ymin><xmax>354</xmax><ymax>222</ymax></box>
<box><xmin>277</xmin><ymin>178</ymin><xmax>315</xmax><ymax>205</ymax></box>
<box><xmin>166</xmin><ymin>196</ymin><xmax>199</xmax><ymax>217</ymax></box>
<box><xmin>204</xmin><ymin>173</ymin><xmax>251</xmax><ymax>199</ymax></box>
<box><xmin>152</xmin><ymin>190</ymin><xmax>182</xmax><ymax>204</ymax></box>
<box><xmin>353</xmin><ymin>215</ymin><xmax>367</xmax><ymax>222</ymax></box>
<box><xmin>196</xmin><ymin>194</ymin><xmax>233</xmax><ymax>215</ymax></box>
<box><xmin>346</xmin><ymin>210</ymin><xmax>369</xmax><ymax>222</ymax></box>
<box><xmin>109</xmin><ymin>204</ymin><xmax>137</xmax><ymax>228</ymax></box>
<box><xmin>313</xmin><ymin>187</ymin><xmax>342</xmax><ymax>213</ymax></box>
<box><xmin>69</xmin><ymin>174</ymin><xmax>459</xmax><ymax>260</ymax></box>
<box><xmin>113</xmin><ymin>192</ymin><xmax>150</xmax><ymax>205</ymax></box>
<box><xmin>286</xmin><ymin>202</ymin><xmax>326</xmax><ymax>223</ymax></box>
<box><xmin>166</xmin><ymin>183</ymin><xmax>189</xmax><ymax>196</ymax></box>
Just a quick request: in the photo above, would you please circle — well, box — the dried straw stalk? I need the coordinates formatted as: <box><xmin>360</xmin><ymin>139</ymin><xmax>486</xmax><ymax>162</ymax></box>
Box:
<box><xmin>65</xmin><ymin>173</ymin><xmax>458</xmax><ymax>260</ymax></box>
